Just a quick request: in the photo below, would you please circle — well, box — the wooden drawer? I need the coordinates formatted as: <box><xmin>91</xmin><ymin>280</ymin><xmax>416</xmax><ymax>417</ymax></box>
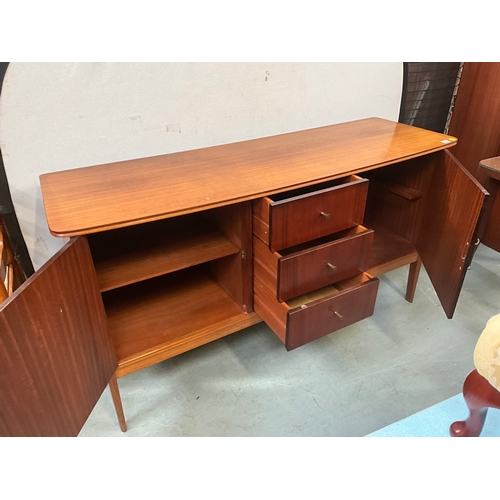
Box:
<box><xmin>254</xmin><ymin>273</ymin><xmax>379</xmax><ymax>351</ymax></box>
<box><xmin>253</xmin><ymin>175</ymin><xmax>368</xmax><ymax>251</ymax></box>
<box><xmin>253</xmin><ymin>225</ymin><xmax>374</xmax><ymax>302</ymax></box>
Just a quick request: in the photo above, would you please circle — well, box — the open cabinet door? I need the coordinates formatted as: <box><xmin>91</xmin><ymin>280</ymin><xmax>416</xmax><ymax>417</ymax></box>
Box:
<box><xmin>417</xmin><ymin>150</ymin><xmax>488</xmax><ymax>319</ymax></box>
<box><xmin>0</xmin><ymin>237</ymin><xmax>117</xmax><ymax>436</ymax></box>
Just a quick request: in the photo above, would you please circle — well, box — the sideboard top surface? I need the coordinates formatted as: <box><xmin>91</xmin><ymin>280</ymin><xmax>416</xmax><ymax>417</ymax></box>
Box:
<box><xmin>40</xmin><ymin>117</ymin><xmax>457</xmax><ymax>237</ymax></box>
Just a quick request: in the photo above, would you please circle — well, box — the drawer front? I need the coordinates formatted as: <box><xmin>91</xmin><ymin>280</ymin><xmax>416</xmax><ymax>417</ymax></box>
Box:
<box><xmin>277</xmin><ymin>227</ymin><xmax>374</xmax><ymax>302</ymax></box>
<box><xmin>285</xmin><ymin>276</ymin><xmax>379</xmax><ymax>350</ymax></box>
<box><xmin>269</xmin><ymin>177</ymin><xmax>368</xmax><ymax>251</ymax></box>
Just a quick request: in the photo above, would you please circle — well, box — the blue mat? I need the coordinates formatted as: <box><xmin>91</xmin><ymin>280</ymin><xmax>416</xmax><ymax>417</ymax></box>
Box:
<box><xmin>367</xmin><ymin>394</ymin><xmax>500</xmax><ymax>437</ymax></box>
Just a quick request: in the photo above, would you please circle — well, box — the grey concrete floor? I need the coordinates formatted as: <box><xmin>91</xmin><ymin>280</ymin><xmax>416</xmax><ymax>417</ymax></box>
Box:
<box><xmin>79</xmin><ymin>244</ymin><xmax>500</xmax><ymax>437</ymax></box>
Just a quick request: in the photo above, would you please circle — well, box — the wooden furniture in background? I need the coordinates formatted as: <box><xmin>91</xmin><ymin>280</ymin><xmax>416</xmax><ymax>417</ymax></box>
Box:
<box><xmin>0</xmin><ymin>118</ymin><xmax>488</xmax><ymax>435</ymax></box>
<box><xmin>450</xmin><ymin>369</ymin><xmax>500</xmax><ymax>437</ymax></box>
<box><xmin>450</xmin><ymin>313</ymin><xmax>500</xmax><ymax>437</ymax></box>
<box><xmin>476</xmin><ymin>157</ymin><xmax>500</xmax><ymax>252</ymax></box>
<box><xmin>447</xmin><ymin>62</ymin><xmax>500</xmax><ymax>253</ymax></box>
<box><xmin>0</xmin><ymin>218</ymin><xmax>11</xmax><ymax>302</ymax></box>
<box><xmin>0</xmin><ymin>215</ymin><xmax>25</xmax><ymax>302</ymax></box>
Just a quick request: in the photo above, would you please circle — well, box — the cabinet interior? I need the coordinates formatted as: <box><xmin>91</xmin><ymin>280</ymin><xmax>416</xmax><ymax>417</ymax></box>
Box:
<box><xmin>363</xmin><ymin>154</ymin><xmax>435</xmax><ymax>276</ymax></box>
<box><xmin>286</xmin><ymin>272</ymin><xmax>373</xmax><ymax>309</ymax></box>
<box><xmin>277</xmin><ymin>225</ymin><xmax>369</xmax><ymax>257</ymax></box>
<box><xmin>87</xmin><ymin>203</ymin><xmax>258</xmax><ymax>377</ymax></box>
<box><xmin>268</xmin><ymin>175</ymin><xmax>362</xmax><ymax>203</ymax></box>
<box><xmin>88</xmin><ymin>212</ymin><xmax>240</xmax><ymax>292</ymax></box>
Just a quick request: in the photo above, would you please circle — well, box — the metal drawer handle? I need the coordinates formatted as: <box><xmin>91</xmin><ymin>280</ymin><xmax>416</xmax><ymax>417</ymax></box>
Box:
<box><xmin>320</xmin><ymin>211</ymin><xmax>331</xmax><ymax>219</ymax></box>
<box><xmin>327</xmin><ymin>263</ymin><xmax>337</xmax><ymax>271</ymax></box>
<box><xmin>333</xmin><ymin>311</ymin><xmax>343</xmax><ymax>319</ymax></box>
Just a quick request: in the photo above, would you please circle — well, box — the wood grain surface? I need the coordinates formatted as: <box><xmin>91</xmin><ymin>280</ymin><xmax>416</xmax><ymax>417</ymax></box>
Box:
<box><xmin>447</xmin><ymin>63</ymin><xmax>500</xmax><ymax>183</ymax></box>
<box><xmin>446</xmin><ymin>63</ymin><xmax>500</xmax><ymax>253</ymax></box>
<box><xmin>286</xmin><ymin>273</ymin><xmax>379</xmax><ymax>351</ymax></box>
<box><xmin>0</xmin><ymin>237</ymin><xmax>117</xmax><ymax>436</ymax></box>
<box><xmin>40</xmin><ymin>118</ymin><xmax>457</xmax><ymax>237</ymax></box>
<box><xmin>478</xmin><ymin>158</ymin><xmax>500</xmax><ymax>252</ymax></box>
<box><xmin>416</xmin><ymin>150</ymin><xmax>487</xmax><ymax>318</ymax></box>
<box><xmin>254</xmin><ymin>226</ymin><xmax>373</xmax><ymax>302</ymax></box>
<box><xmin>88</xmin><ymin>213</ymin><xmax>239</xmax><ymax>292</ymax></box>
<box><xmin>267</xmin><ymin>176</ymin><xmax>368</xmax><ymax>251</ymax></box>
<box><xmin>103</xmin><ymin>266</ymin><xmax>260</xmax><ymax>377</ymax></box>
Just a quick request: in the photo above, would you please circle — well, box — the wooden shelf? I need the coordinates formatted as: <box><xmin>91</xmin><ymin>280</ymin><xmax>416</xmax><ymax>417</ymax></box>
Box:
<box><xmin>88</xmin><ymin>213</ymin><xmax>239</xmax><ymax>292</ymax></box>
<box><xmin>366</xmin><ymin>222</ymin><xmax>418</xmax><ymax>277</ymax></box>
<box><xmin>368</xmin><ymin>179</ymin><xmax>422</xmax><ymax>201</ymax></box>
<box><xmin>102</xmin><ymin>266</ymin><xmax>260</xmax><ymax>377</ymax></box>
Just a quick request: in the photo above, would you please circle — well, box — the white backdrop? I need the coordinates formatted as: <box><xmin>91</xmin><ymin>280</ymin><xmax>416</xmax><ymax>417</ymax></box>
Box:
<box><xmin>0</xmin><ymin>62</ymin><xmax>403</xmax><ymax>269</ymax></box>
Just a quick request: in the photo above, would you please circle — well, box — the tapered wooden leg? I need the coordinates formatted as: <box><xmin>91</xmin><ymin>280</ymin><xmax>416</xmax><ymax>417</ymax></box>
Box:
<box><xmin>450</xmin><ymin>369</ymin><xmax>500</xmax><ymax>437</ymax></box>
<box><xmin>109</xmin><ymin>373</ymin><xmax>127</xmax><ymax>432</ymax></box>
<box><xmin>405</xmin><ymin>257</ymin><xmax>421</xmax><ymax>303</ymax></box>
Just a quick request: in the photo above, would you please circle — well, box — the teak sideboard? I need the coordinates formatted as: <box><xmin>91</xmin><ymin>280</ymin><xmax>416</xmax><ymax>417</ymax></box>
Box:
<box><xmin>0</xmin><ymin>118</ymin><xmax>488</xmax><ymax>436</ymax></box>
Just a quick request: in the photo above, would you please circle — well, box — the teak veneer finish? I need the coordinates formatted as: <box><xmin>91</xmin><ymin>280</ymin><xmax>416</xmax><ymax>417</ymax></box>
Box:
<box><xmin>253</xmin><ymin>225</ymin><xmax>374</xmax><ymax>302</ymax></box>
<box><xmin>104</xmin><ymin>267</ymin><xmax>260</xmax><ymax>378</ymax></box>
<box><xmin>253</xmin><ymin>272</ymin><xmax>379</xmax><ymax>351</ymax></box>
<box><xmin>254</xmin><ymin>176</ymin><xmax>369</xmax><ymax>252</ymax></box>
<box><xmin>40</xmin><ymin>118</ymin><xmax>458</xmax><ymax>237</ymax></box>
<box><xmin>416</xmin><ymin>152</ymin><xmax>487</xmax><ymax>317</ymax></box>
<box><xmin>88</xmin><ymin>213</ymin><xmax>239</xmax><ymax>292</ymax></box>
<box><xmin>364</xmin><ymin>151</ymin><xmax>487</xmax><ymax>317</ymax></box>
<box><xmin>0</xmin><ymin>238</ymin><xmax>116</xmax><ymax>436</ymax></box>
<box><xmin>366</xmin><ymin>222</ymin><xmax>421</xmax><ymax>302</ymax></box>
<box><xmin>1</xmin><ymin>117</ymin><xmax>488</xmax><ymax>435</ymax></box>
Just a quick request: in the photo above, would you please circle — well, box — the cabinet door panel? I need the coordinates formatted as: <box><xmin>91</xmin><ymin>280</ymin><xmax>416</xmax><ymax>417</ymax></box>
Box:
<box><xmin>417</xmin><ymin>150</ymin><xmax>488</xmax><ymax>318</ymax></box>
<box><xmin>0</xmin><ymin>237</ymin><xmax>117</xmax><ymax>436</ymax></box>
